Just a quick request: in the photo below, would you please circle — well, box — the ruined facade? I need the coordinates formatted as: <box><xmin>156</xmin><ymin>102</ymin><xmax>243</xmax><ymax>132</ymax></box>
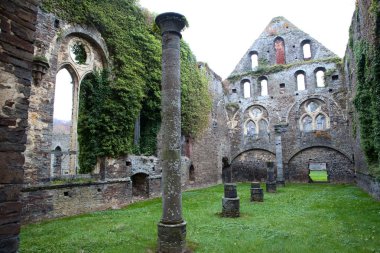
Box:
<box><xmin>225</xmin><ymin>16</ymin><xmax>354</xmax><ymax>184</ymax></box>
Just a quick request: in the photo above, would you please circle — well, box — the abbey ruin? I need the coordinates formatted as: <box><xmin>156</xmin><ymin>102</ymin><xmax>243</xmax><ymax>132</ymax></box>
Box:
<box><xmin>1</xmin><ymin>0</ymin><xmax>379</xmax><ymax>252</ymax></box>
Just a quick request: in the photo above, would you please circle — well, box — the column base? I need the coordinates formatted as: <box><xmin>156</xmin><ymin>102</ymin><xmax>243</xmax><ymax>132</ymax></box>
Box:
<box><xmin>250</xmin><ymin>188</ymin><xmax>264</xmax><ymax>202</ymax></box>
<box><xmin>157</xmin><ymin>221</ymin><xmax>187</xmax><ymax>253</ymax></box>
<box><xmin>222</xmin><ymin>197</ymin><xmax>240</xmax><ymax>217</ymax></box>
<box><xmin>266</xmin><ymin>181</ymin><xmax>277</xmax><ymax>193</ymax></box>
<box><xmin>276</xmin><ymin>180</ymin><xmax>285</xmax><ymax>187</ymax></box>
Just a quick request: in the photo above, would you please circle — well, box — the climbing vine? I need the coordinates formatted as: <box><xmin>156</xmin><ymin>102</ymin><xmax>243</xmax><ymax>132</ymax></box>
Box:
<box><xmin>350</xmin><ymin>0</ymin><xmax>380</xmax><ymax>177</ymax></box>
<box><xmin>42</xmin><ymin>0</ymin><xmax>212</xmax><ymax>170</ymax></box>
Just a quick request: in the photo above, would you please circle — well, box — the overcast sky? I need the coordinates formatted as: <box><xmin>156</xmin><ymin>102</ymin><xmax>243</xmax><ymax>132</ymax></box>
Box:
<box><xmin>138</xmin><ymin>0</ymin><xmax>356</xmax><ymax>79</ymax></box>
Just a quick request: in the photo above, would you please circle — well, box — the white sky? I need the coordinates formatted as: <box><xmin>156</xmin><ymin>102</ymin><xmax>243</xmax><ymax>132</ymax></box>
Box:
<box><xmin>54</xmin><ymin>68</ymin><xmax>73</xmax><ymax>121</ymax></box>
<box><xmin>138</xmin><ymin>0</ymin><xmax>356</xmax><ymax>79</ymax></box>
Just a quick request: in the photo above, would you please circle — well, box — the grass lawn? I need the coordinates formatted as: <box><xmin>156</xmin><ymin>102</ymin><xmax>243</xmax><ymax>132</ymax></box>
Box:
<box><xmin>20</xmin><ymin>183</ymin><xmax>380</xmax><ymax>253</ymax></box>
<box><xmin>309</xmin><ymin>170</ymin><xmax>328</xmax><ymax>182</ymax></box>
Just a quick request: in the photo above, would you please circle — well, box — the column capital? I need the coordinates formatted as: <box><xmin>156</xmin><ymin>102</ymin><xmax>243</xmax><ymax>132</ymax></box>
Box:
<box><xmin>155</xmin><ymin>12</ymin><xmax>187</xmax><ymax>37</ymax></box>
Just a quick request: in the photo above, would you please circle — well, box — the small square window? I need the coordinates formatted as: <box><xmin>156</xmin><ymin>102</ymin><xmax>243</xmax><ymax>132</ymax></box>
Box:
<box><xmin>232</xmin><ymin>89</ymin><xmax>237</xmax><ymax>93</ymax></box>
<box><xmin>279</xmin><ymin>83</ymin><xmax>285</xmax><ymax>88</ymax></box>
<box><xmin>332</xmin><ymin>75</ymin><xmax>339</xmax><ymax>81</ymax></box>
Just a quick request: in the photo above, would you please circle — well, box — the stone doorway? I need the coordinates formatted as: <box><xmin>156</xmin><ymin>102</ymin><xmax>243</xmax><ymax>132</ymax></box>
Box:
<box><xmin>131</xmin><ymin>173</ymin><xmax>149</xmax><ymax>198</ymax></box>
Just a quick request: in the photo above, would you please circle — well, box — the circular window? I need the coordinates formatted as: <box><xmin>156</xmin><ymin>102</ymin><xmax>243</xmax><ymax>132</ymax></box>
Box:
<box><xmin>70</xmin><ymin>42</ymin><xmax>87</xmax><ymax>65</ymax></box>
<box><xmin>306</xmin><ymin>101</ymin><xmax>320</xmax><ymax>113</ymax></box>
<box><xmin>251</xmin><ymin>108</ymin><xmax>262</xmax><ymax>118</ymax></box>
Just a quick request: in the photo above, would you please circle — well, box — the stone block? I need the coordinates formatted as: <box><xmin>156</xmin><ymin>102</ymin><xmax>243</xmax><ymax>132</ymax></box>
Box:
<box><xmin>0</xmin><ymin>152</ymin><xmax>24</xmax><ymax>184</ymax></box>
<box><xmin>0</xmin><ymin>184</ymin><xmax>22</xmax><ymax>202</ymax></box>
<box><xmin>0</xmin><ymin>202</ymin><xmax>22</xmax><ymax>226</ymax></box>
<box><xmin>250</xmin><ymin>188</ymin><xmax>264</xmax><ymax>202</ymax></box>
<box><xmin>157</xmin><ymin>221</ymin><xmax>187</xmax><ymax>253</ymax></box>
<box><xmin>0</xmin><ymin>223</ymin><xmax>20</xmax><ymax>238</ymax></box>
<box><xmin>251</xmin><ymin>181</ymin><xmax>261</xmax><ymax>188</ymax></box>
<box><xmin>224</xmin><ymin>183</ymin><xmax>237</xmax><ymax>198</ymax></box>
<box><xmin>266</xmin><ymin>181</ymin><xmax>277</xmax><ymax>193</ymax></box>
<box><xmin>222</xmin><ymin>197</ymin><xmax>240</xmax><ymax>217</ymax></box>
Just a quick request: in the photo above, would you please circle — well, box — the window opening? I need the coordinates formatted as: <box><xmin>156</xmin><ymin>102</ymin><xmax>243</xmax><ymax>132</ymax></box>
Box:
<box><xmin>251</xmin><ymin>53</ymin><xmax>258</xmax><ymax>69</ymax></box>
<box><xmin>303</xmin><ymin>43</ymin><xmax>311</xmax><ymax>59</ymax></box>
<box><xmin>243</xmin><ymin>81</ymin><xmax>251</xmax><ymax>98</ymax></box>
<box><xmin>70</xmin><ymin>42</ymin><xmax>87</xmax><ymax>65</ymax></box>
<box><xmin>297</xmin><ymin>73</ymin><xmax>305</xmax><ymax>91</ymax></box>
<box><xmin>274</xmin><ymin>37</ymin><xmax>286</xmax><ymax>64</ymax></box>
<box><xmin>261</xmin><ymin>79</ymin><xmax>268</xmax><ymax>96</ymax></box>
<box><xmin>309</xmin><ymin>162</ymin><xmax>328</xmax><ymax>182</ymax></box>
<box><xmin>316</xmin><ymin>70</ymin><xmax>325</xmax><ymax>87</ymax></box>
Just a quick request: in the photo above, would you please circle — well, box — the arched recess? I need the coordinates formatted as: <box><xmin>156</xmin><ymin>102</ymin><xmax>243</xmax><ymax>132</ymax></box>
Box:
<box><xmin>287</xmin><ymin>146</ymin><xmax>354</xmax><ymax>183</ymax></box>
<box><xmin>131</xmin><ymin>172</ymin><xmax>149</xmax><ymax>198</ymax></box>
<box><xmin>274</xmin><ymin>37</ymin><xmax>286</xmax><ymax>64</ymax></box>
<box><xmin>230</xmin><ymin>149</ymin><xmax>276</xmax><ymax>182</ymax></box>
<box><xmin>52</xmin><ymin>146</ymin><xmax>63</xmax><ymax>177</ymax></box>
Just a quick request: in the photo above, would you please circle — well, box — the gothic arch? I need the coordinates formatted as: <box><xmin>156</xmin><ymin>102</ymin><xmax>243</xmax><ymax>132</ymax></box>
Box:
<box><xmin>287</xmin><ymin>145</ymin><xmax>353</xmax><ymax>164</ymax></box>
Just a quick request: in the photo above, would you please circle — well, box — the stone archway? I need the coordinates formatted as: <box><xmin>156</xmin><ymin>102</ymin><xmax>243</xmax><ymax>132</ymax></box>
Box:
<box><xmin>230</xmin><ymin>149</ymin><xmax>276</xmax><ymax>182</ymax></box>
<box><xmin>131</xmin><ymin>173</ymin><xmax>149</xmax><ymax>198</ymax></box>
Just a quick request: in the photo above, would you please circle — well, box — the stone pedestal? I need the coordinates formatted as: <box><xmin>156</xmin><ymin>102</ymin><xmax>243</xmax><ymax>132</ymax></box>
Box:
<box><xmin>157</xmin><ymin>222</ymin><xmax>187</xmax><ymax>253</ymax></box>
<box><xmin>155</xmin><ymin>12</ymin><xmax>188</xmax><ymax>253</ymax></box>
<box><xmin>277</xmin><ymin>180</ymin><xmax>285</xmax><ymax>187</ymax></box>
<box><xmin>250</xmin><ymin>182</ymin><xmax>264</xmax><ymax>202</ymax></box>
<box><xmin>266</xmin><ymin>181</ymin><xmax>277</xmax><ymax>193</ymax></box>
<box><xmin>222</xmin><ymin>183</ymin><xmax>240</xmax><ymax>217</ymax></box>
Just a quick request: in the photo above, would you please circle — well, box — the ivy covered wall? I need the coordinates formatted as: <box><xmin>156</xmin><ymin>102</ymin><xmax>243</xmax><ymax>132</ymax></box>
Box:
<box><xmin>42</xmin><ymin>0</ymin><xmax>211</xmax><ymax>173</ymax></box>
<box><xmin>346</xmin><ymin>0</ymin><xmax>380</xmax><ymax>178</ymax></box>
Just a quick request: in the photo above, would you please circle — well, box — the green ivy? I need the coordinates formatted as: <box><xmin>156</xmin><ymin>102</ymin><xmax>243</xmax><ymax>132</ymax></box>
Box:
<box><xmin>42</xmin><ymin>0</ymin><xmax>212</xmax><ymax>168</ymax></box>
<box><xmin>352</xmin><ymin>39</ymin><xmax>380</xmax><ymax>176</ymax></box>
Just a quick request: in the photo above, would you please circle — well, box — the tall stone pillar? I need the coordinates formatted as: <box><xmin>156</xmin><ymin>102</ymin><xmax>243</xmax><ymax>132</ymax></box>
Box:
<box><xmin>155</xmin><ymin>12</ymin><xmax>187</xmax><ymax>253</ymax></box>
<box><xmin>274</xmin><ymin>123</ymin><xmax>288</xmax><ymax>187</ymax></box>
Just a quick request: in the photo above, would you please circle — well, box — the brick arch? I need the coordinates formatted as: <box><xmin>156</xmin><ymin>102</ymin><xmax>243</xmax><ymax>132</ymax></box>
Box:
<box><xmin>287</xmin><ymin>146</ymin><xmax>354</xmax><ymax>183</ymax></box>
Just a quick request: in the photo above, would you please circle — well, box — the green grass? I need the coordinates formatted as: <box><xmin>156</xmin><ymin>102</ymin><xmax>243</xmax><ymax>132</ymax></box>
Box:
<box><xmin>309</xmin><ymin>170</ymin><xmax>329</xmax><ymax>182</ymax></box>
<box><xmin>20</xmin><ymin>184</ymin><xmax>380</xmax><ymax>253</ymax></box>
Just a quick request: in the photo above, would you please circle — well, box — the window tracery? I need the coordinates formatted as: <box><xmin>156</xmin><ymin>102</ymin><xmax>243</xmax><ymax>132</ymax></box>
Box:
<box><xmin>300</xmin><ymin>100</ymin><xmax>330</xmax><ymax>132</ymax></box>
<box><xmin>244</xmin><ymin>106</ymin><xmax>269</xmax><ymax>138</ymax></box>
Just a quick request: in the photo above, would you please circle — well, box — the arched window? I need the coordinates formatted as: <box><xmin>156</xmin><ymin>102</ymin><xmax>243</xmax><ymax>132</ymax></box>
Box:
<box><xmin>53</xmin><ymin>68</ymin><xmax>73</xmax><ymax>122</ymax></box>
<box><xmin>52</xmin><ymin>68</ymin><xmax>75</xmax><ymax>175</ymax></box>
<box><xmin>260</xmin><ymin>79</ymin><xmax>268</xmax><ymax>96</ymax></box>
<box><xmin>246</xmin><ymin>120</ymin><xmax>256</xmax><ymax>137</ymax></box>
<box><xmin>297</xmin><ymin>73</ymin><xmax>306</xmax><ymax>91</ymax></box>
<box><xmin>244</xmin><ymin>106</ymin><xmax>269</xmax><ymax>140</ymax></box>
<box><xmin>251</xmin><ymin>53</ymin><xmax>258</xmax><ymax>69</ymax></box>
<box><xmin>300</xmin><ymin>100</ymin><xmax>330</xmax><ymax>132</ymax></box>
<box><xmin>274</xmin><ymin>37</ymin><xmax>286</xmax><ymax>64</ymax></box>
<box><xmin>302</xmin><ymin>115</ymin><xmax>313</xmax><ymax>131</ymax></box>
<box><xmin>258</xmin><ymin>119</ymin><xmax>268</xmax><ymax>135</ymax></box>
<box><xmin>316</xmin><ymin>70</ymin><xmax>325</xmax><ymax>87</ymax></box>
<box><xmin>303</xmin><ymin>43</ymin><xmax>311</xmax><ymax>59</ymax></box>
<box><xmin>243</xmin><ymin>81</ymin><xmax>251</xmax><ymax>98</ymax></box>
<box><xmin>316</xmin><ymin>114</ymin><xmax>327</xmax><ymax>130</ymax></box>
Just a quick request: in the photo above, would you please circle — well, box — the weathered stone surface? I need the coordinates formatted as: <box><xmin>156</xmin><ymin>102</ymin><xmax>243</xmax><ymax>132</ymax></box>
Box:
<box><xmin>222</xmin><ymin>197</ymin><xmax>240</xmax><ymax>218</ymax></box>
<box><xmin>250</xmin><ymin>188</ymin><xmax>264</xmax><ymax>202</ymax></box>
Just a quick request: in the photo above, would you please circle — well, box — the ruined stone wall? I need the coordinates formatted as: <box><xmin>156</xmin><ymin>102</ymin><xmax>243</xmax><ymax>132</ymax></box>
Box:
<box><xmin>24</xmin><ymin>7</ymin><xmax>108</xmax><ymax>185</ymax></box>
<box><xmin>344</xmin><ymin>0</ymin><xmax>380</xmax><ymax>198</ymax></box>
<box><xmin>21</xmin><ymin>180</ymin><xmax>132</xmax><ymax>224</ymax></box>
<box><xmin>182</xmin><ymin>64</ymin><xmax>231</xmax><ymax>187</ymax></box>
<box><xmin>0</xmin><ymin>0</ymin><xmax>38</xmax><ymax>252</ymax></box>
<box><xmin>227</xmin><ymin>17</ymin><xmax>354</xmax><ymax>183</ymax></box>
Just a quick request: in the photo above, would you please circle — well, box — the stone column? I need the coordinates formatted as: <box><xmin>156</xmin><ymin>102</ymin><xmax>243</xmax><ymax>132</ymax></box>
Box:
<box><xmin>274</xmin><ymin>123</ymin><xmax>288</xmax><ymax>186</ymax></box>
<box><xmin>266</xmin><ymin>161</ymin><xmax>277</xmax><ymax>193</ymax></box>
<box><xmin>155</xmin><ymin>12</ymin><xmax>187</xmax><ymax>253</ymax></box>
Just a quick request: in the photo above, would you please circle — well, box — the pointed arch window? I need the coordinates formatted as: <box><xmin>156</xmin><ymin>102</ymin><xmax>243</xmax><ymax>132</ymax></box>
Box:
<box><xmin>300</xmin><ymin>100</ymin><xmax>330</xmax><ymax>132</ymax></box>
<box><xmin>246</xmin><ymin>120</ymin><xmax>256</xmax><ymax>137</ymax></box>
<box><xmin>244</xmin><ymin>106</ymin><xmax>269</xmax><ymax>139</ymax></box>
